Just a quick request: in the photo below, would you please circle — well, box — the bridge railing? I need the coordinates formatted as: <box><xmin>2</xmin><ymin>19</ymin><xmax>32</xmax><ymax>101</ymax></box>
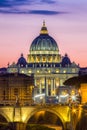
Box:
<box><xmin>0</xmin><ymin>99</ymin><xmax>39</xmax><ymax>106</ymax></box>
<box><xmin>0</xmin><ymin>99</ymin><xmax>71</xmax><ymax>107</ymax></box>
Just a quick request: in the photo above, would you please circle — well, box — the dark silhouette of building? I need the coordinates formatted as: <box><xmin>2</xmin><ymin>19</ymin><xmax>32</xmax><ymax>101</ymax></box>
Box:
<box><xmin>0</xmin><ymin>73</ymin><xmax>34</xmax><ymax>105</ymax></box>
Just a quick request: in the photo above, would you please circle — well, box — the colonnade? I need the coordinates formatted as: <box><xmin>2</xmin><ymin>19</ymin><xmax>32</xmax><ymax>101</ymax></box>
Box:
<box><xmin>34</xmin><ymin>76</ymin><xmax>59</xmax><ymax>96</ymax></box>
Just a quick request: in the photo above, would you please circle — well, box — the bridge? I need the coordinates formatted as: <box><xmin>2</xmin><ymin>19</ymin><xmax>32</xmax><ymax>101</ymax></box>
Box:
<box><xmin>0</xmin><ymin>104</ymin><xmax>84</xmax><ymax>130</ymax></box>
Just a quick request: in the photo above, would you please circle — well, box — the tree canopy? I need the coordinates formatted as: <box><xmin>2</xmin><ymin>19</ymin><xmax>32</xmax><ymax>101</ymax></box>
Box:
<box><xmin>64</xmin><ymin>75</ymin><xmax>87</xmax><ymax>86</ymax></box>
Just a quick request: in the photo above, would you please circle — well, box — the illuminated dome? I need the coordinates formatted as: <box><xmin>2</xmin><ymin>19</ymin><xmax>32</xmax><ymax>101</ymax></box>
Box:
<box><xmin>17</xmin><ymin>54</ymin><xmax>27</xmax><ymax>67</ymax></box>
<box><xmin>28</xmin><ymin>21</ymin><xmax>61</xmax><ymax>63</ymax></box>
<box><xmin>30</xmin><ymin>21</ymin><xmax>59</xmax><ymax>54</ymax></box>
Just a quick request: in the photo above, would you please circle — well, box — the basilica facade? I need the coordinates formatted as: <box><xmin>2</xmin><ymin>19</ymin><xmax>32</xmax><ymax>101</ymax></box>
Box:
<box><xmin>7</xmin><ymin>22</ymin><xmax>80</xmax><ymax>103</ymax></box>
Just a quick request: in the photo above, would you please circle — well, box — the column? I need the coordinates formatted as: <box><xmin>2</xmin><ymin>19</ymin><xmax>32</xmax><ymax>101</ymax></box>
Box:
<box><xmin>53</xmin><ymin>79</ymin><xmax>55</xmax><ymax>96</ymax></box>
<box><xmin>41</xmin><ymin>55</ymin><xmax>42</xmax><ymax>62</ymax></box>
<box><xmin>44</xmin><ymin>77</ymin><xmax>46</xmax><ymax>95</ymax></box>
<box><xmin>60</xmin><ymin>78</ymin><xmax>63</xmax><ymax>86</ymax></box>
<box><xmin>46</xmin><ymin>78</ymin><xmax>48</xmax><ymax>96</ymax></box>
<box><xmin>51</xmin><ymin>79</ymin><xmax>53</xmax><ymax>96</ymax></box>
<box><xmin>40</xmin><ymin>80</ymin><xmax>42</xmax><ymax>94</ymax></box>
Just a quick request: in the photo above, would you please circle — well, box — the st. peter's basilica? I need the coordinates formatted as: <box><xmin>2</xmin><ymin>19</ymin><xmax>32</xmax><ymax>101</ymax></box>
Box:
<box><xmin>7</xmin><ymin>21</ymin><xmax>80</xmax><ymax>103</ymax></box>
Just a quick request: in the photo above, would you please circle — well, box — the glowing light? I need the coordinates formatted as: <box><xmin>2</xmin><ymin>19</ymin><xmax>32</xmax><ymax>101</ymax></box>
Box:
<box><xmin>34</xmin><ymin>93</ymin><xmax>45</xmax><ymax>98</ymax></box>
<box><xmin>78</xmin><ymin>89</ymin><xmax>81</xmax><ymax>94</ymax></box>
<box><xmin>52</xmin><ymin>90</ymin><xmax>55</xmax><ymax>95</ymax></box>
<box><xmin>48</xmin><ymin>70</ymin><xmax>50</xmax><ymax>73</ymax></box>
<box><xmin>40</xmin><ymin>96</ymin><xmax>43</xmax><ymax>100</ymax></box>
<box><xmin>22</xmin><ymin>115</ymin><xmax>26</xmax><ymax>122</ymax></box>
<box><xmin>56</xmin><ymin>96</ymin><xmax>58</xmax><ymax>99</ymax></box>
<box><xmin>56</xmin><ymin>82</ymin><xmax>59</xmax><ymax>87</ymax></box>
<box><xmin>37</xmin><ymin>70</ymin><xmax>39</xmax><ymax>73</ymax></box>
<box><xmin>56</xmin><ymin>70</ymin><xmax>59</xmax><ymax>73</ymax></box>
<box><xmin>71</xmin><ymin>95</ymin><xmax>76</xmax><ymax>100</ymax></box>
<box><xmin>21</xmin><ymin>70</ymin><xmax>24</xmax><ymax>73</ymax></box>
<box><xmin>36</xmin><ymin>111</ymin><xmax>45</xmax><ymax>118</ymax></box>
<box><xmin>59</xmin><ymin>94</ymin><xmax>69</xmax><ymax>98</ymax></box>
<box><xmin>71</xmin><ymin>90</ymin><xmax>75</xmax><ymax>95</ymax></box>
<box><xmin>72</xmin><ymin>108</ymin><xmax>76</xmax><ymax>113</ymax></box>
<box><xmin>28</xmin><ymin>70</ymin><xmax>32</xmax><ymax>73</ymax></box>
<box><xmin>63</xmin><ymin>70</ymin><xmax>66</xmax><ymax>73</ymax></box>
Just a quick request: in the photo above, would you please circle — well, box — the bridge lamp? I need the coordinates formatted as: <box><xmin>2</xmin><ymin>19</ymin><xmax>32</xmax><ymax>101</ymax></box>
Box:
<box><xmin>71</xmin><ymin>95</ymin><xmax>76</xmax><ymax>101</ymax></box>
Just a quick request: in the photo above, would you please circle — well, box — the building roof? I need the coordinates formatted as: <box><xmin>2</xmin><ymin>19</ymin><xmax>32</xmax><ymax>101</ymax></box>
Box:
<box><xmin>17</xmin><ymin>53</ymin><xmax>27</xmax><ymax>67</ymax></box>
<box><xmin>61</xmin><ymin>54</ymin><xmax>71</xmax><ymax>67</ymax></box>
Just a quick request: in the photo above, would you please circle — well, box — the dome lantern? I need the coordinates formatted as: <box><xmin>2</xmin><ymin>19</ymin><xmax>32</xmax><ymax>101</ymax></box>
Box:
<box><xmin>40</xmin><ymin>21</ymin><xmax>48</xmax><ymax>34</ymax></box>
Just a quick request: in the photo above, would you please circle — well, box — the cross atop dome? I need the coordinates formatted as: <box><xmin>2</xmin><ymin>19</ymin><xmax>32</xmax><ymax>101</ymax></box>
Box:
<box><xmin>40</xmin><ymin>20</ymin><xmax>48</xmax><ymax>34</ymax></box>
<box><xmin>43</xmin><ymin>20</ymin><xmax>45</xmax><ymax>27</ymax></box>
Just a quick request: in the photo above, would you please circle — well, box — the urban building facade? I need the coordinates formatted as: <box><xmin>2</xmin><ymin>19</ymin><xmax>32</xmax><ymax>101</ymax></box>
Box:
<box><xmin>0</xmin><ymin>73</ymin><xmax>34</xmax><ymax>105</ymax></box>
<box><xmin>7</xmin><ymin>22</ymin><xmax>80</xmax><ymax>103</ymax></box>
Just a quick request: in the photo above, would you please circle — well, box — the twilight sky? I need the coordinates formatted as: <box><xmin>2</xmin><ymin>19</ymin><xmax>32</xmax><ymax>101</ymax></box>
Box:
<box><xmin>0</xmin><ymin>0</ymin><xmax>87</xmax><ymax>67</ymax></box>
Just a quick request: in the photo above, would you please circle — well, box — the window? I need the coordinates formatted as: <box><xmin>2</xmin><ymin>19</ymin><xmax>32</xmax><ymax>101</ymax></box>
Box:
<box><xmin>14</xmin><ymin>88</ymin><xmax>18</xmax><ymax>96</ymax></box>
<box><xmin>56</xmin><ymin>69</ymin><xmax>59</xmax><ymax>73</ymax></box>
<box><xmin>63</xmin><ymin>70</ymin><xmax>66</xmax><ymax>73</ymax></box>
<box><xmin>72</xmin><ymin>68</ymin><xmax>76</xmax><ymax>73</ymax></box>
<box><xmin>28</xmin><ymin>70</ymin><xmax>32</xmax><ymax>73</ymax></box>
<box><xmin>37</xmin><ymin>70</ymin><xmax>39</xmax><ymax>73</ymax></box>
<box><xmin>21</xmin><ymin>70</ymin><xmax>24</xmax><ymax>73</ymax></box>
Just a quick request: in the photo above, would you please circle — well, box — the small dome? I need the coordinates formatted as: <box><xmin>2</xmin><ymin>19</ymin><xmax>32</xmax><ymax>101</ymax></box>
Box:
<box><xmin>30</xmin><ymin>21</ymin><xmax>59</xmax><ymax>52</ymax></box>
<box><xmin>17</xmin><ymin>54</ymin><xmax>27</xmax><ymax>67</ymax></box>
<box><xmin>62</xmin><ymin>54</ymin><xmax>71</xmax><ymax>67</ymax></box>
